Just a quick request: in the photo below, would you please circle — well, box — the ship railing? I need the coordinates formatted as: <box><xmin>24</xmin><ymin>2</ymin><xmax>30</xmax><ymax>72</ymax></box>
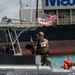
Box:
<box><xmin>0</xmin><ymin>21</ymin><xmax>37</xmax><ymax>24</ymax></box>
<box><xmin>0</xmin><ymin>65</ymin><xmax>74</xmax><ymax>75</ymax></box>
<box><xmin>72</xmin><ymin>21</ymin><xmax>75</xmax><ymax>24</ymax></box>
<box><xmin>72</xmin><ymin>17</ymin><xmax>75</xmax><ymax>24</ymax></box>
<box><xmin>58</xmin><ymin>17</ymin><xmax>70</xmax><ymax>25</ymax></box>
<box><xmin>0</xmin><ymin>19</ymin><xmax>72</xmax><ymax>25</ymax></box>
<box><xmin>1</xmin><ymin>19</ymin><xmax>75</xmax><ymax>26</ymax></box>
<box><xmin>52</xmin><ymin>17</ymin><xmax>75</xmax><ymax>25</ymax></box>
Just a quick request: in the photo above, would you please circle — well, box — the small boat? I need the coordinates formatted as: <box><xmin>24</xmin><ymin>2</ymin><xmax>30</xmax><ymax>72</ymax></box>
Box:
<box><xmin>0</xmin><ymin>0</ymin><xmax>75</xmax><ymax>75</ymax></box>
<box><xmin>0</xmin><ymin>65</ymin><xmax>74</xmax><ymax>75</ymax></box>
<box><xmin>0</xmin><ymin>54</ymin><xmax>74</xmax><ymax>75</ymax></box>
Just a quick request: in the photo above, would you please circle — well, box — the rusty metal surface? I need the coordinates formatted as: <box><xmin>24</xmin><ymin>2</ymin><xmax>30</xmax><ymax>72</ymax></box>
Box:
<box><xmin>21</xmin><ymin>40</ymin><xmax>75</xmax><ymax>55</ymax></box>
<box><xmin>0</xmin><ymin>40</ymin><xmax>75</xmax><ymax>55</ymax></box>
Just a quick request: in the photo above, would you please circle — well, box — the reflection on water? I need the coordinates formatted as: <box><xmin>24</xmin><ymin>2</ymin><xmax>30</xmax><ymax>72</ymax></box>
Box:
<box><xmin>50</xmin><ymin>55</ymin><xmax>75</xmax><ymax>68</ymax></box>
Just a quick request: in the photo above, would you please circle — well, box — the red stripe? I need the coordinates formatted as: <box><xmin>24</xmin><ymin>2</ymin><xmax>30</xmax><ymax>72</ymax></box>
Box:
<box><xmin>44</xmin><ymin>15</ymin><xmax>56</xmax><ymax>22</ymax></box>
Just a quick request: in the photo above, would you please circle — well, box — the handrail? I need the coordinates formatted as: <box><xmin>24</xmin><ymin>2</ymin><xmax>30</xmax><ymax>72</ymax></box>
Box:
<box><xmin>0</xmin><ymin>22</ymin><xmax>38</xmax><ymax>25</ymax></box>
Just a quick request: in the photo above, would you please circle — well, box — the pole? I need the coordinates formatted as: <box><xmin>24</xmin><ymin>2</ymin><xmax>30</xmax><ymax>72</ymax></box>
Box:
<box><xmin>19</xmin><ymin>0</ymin><xmax>22</xmax><ymax>22</ymax></box>
<box><xmin>30</xmin><ymin>0</ymin><xmax>33</xmax><ymax>23</ymax></box>
<box><xmin>36</xmin><ymin>0</ymin><xmax>38</xmax><ymax>24</ymax></box>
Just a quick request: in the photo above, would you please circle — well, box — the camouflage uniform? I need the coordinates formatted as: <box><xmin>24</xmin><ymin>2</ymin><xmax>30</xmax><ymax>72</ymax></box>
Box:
<box><xmin>37</xmin><ymin>39</ymin><xmax>52</xmax><ymax>67</ymax></box>
<box><xmin>41</xmin><ymin>54</ymin><xmax>51</xmax><ymax>66</ymax></box>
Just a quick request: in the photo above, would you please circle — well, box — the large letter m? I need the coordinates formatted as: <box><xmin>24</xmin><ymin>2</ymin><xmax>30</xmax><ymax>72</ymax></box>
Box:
<box><xmin>45</xmin><ymin>0</ymin><xmax>56</xmax><ymax>6</ymax></box>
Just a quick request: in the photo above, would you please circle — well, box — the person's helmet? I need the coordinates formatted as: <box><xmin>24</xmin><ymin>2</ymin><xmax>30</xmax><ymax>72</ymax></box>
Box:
<box><xmin>38</xmin><ymin>32</ymin><xmax>44</xmax><ymax>36</ymax></box>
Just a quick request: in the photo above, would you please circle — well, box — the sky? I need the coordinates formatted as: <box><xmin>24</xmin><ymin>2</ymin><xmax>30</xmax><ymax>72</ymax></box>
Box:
<box><xmin>0</xmin><ymin>0</ymin><xmax>41</xmax><ymax>20</ymax></box>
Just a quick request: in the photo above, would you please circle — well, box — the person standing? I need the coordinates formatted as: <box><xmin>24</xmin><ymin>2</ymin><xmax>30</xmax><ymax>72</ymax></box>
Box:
<box><xmin>34</xmin><ymin>32</ymin><xmax>51</xmax><ymax>67</ymax></box>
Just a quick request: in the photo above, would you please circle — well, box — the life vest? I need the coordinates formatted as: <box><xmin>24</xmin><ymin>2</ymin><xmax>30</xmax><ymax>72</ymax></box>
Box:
<box><xmin>64</xmin><ymin>59</ymin><xmax>72</xmax><ymax>69</ymax></box>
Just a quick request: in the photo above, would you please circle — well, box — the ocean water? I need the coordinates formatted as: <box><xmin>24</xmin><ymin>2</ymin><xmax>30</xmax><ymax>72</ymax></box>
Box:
<box><xmin>49</xmin><ymin>55</ymin><xmax>75</xmax><ymax>68</ymax></box>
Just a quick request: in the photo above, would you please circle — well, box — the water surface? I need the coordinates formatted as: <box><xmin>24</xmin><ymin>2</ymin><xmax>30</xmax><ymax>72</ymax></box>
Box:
<box><xmin>50</xmin><ymin>55</ymin><xmax>75</xmax><ymax>68</ymax></box>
